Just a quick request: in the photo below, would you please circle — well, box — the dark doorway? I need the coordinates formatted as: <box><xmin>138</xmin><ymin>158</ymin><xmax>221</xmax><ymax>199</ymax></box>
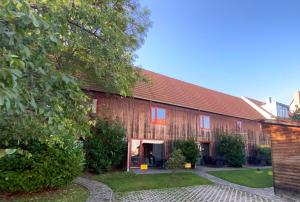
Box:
<box><xmin>201</xmin><ymin>143</ymin><xmax>210</xmax><ymax>165</ymax></box>
<box><xmin>142</xmin><ymin>143</ymin><xmax>163</xmax><ymax>167</ymax></box>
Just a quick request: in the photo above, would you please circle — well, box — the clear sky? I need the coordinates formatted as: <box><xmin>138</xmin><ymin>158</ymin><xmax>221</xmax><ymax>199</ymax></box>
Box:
<box><xmin>134</xmin><ymin>0</ymin><xmax>300</xmax><ymax>104</ymax></box>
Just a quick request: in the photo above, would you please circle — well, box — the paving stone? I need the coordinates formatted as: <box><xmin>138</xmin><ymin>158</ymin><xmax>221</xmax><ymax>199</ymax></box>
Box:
<box><xmin>116</xmin><ymin>185</ymin><xmax>281</xmax><ymax>202</ymax></box>
<box><xmin>74</xmin><ymin>177</ymin><xmax>114</xmax><ymax>202</ymax></box>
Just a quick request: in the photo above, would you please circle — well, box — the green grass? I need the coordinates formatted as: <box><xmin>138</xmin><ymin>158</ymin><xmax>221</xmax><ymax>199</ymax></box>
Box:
<box><xmin>208</xmin><ymin>168</ymin><xmax>273</xmax><ymax>188</ymax></box>
<box><xmin>90</xmin><ymin>172</ymin><xmax>212</xmax><ymax>192</ymax></box>
<box><xmin>0</xmin><ymin>184</ymin><xmax>89</xmax><ymax>202</ymax></box>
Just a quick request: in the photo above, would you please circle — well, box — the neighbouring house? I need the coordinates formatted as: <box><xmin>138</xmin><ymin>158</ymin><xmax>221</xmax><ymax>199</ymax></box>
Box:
<box><xmin>242</xmin><ymin>97</ymin><xmax>290</xmax><ymax>119</ymax></box>
<box><xmin>289</xmin><ymin>91</ymin><xmax>300</xmax><ymax>113</ymax></box>
<box><xmin>82</xmin><ymin>69</ymin><xmax>271</xmax><ymax>170</ymax></box>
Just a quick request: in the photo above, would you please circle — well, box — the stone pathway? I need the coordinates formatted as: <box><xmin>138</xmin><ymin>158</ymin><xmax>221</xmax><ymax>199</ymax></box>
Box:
<box><xmin>74</xmin><ymin>169</ymin><xmax>294</xmax><ymax>202</ymax></box>
<box><xmin>118</xmin><ymin>168</ymin><xmax>288</xmax><ymax>202</ymax></box>
<box><xmin>74</xmin><ymin>177</ymin><xmax>114</xmax><ymax>202</ymax></box>
<box><xmin>116</xmin><ymin>185</ymin><xmax>281</xmax><ymax>202</ymax></box>
<box><xmin>194</xmin><ymin>170</ymin><xmax>282</xmax><ymax>201</ymax></box>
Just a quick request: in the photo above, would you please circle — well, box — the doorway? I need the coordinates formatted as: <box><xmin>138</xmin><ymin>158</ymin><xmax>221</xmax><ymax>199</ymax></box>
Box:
<box><xmin>129</xmin><ymin>139</ymin><xmax>164</xmax><ymax>168</ymax></box>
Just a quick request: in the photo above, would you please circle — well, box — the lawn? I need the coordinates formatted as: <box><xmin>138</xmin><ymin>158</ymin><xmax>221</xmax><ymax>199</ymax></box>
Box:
<box><xmin>0</xmin><ymin>184</ymin><xmax>89</xmax><ymax>202</ymax></box>
<box><xmin>90</xmin><ymin>172</ymin><xmax>212</xmax><ymax>192</ymax></box>
<box><xmin>208</xmin><ymin>168</ymin><xmax>273</xmax><ymax>188</ymax></box>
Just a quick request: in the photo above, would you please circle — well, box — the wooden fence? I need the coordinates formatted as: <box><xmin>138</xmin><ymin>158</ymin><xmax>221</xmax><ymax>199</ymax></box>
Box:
<box><xmin>263</xmin><ymin>119</ymin><xmax>300</xmax><ymax>199</ymax></box>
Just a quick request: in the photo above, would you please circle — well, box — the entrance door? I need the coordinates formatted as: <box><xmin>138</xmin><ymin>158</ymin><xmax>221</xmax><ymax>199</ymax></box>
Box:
<box><xmin>201</xmin><ymin>143</ymin><xmax>210</xmax><ymax>164</ymax></box>
<box><xmin>129</xmin><ymin>139</ymin><xmax>164</xmax><ymax>168</ymax></box>
<box><xmin>143</xmin><ymin>143</ymin><xmax>163</xmax><ymax>167</ymax></box>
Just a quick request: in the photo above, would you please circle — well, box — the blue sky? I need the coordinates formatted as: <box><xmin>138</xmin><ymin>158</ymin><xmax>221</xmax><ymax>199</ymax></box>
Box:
<box><xmin>134</xmin><ymin>0</ymin><xmax>300</xmax><ymax>104</ymax></box>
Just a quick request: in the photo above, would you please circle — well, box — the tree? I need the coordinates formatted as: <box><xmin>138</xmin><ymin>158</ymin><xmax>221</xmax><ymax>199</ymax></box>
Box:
<box><xmin>291</xmin><ymin>108</ymin><xmax>300</xmax><ymax>121</ymax></box>
<box><xmin>0</xmin><ymin>0</ymin><xmax>150</xmax><ymax>192</ymax></box>
<box><xmin>0</xmin><ymin>0</ymin><xmax>151</xmax><ymax>114</ymax></box>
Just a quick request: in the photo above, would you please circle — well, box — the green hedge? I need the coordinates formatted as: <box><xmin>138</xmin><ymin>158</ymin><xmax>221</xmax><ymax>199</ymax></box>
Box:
<box><xmin>219</xmin><ymin>135</ymin><xmax>245</xmax><ymax>167</ymax></box>
<box><xmin>0</xmin><ymin>141</ymin><xmax>84</xmax><ymax>193</ymax></box>
<box><xmin>84</xmin><ymin>118</ymin><xmax>127</xmax><ymax>173</ymax></box>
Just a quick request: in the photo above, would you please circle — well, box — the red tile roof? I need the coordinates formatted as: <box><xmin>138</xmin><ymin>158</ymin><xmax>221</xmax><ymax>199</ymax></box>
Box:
<box><xmin>83</xmin><ymin>69</ymin><xmax>265</xmax><ymax>120</ymax></box>
<box><xmin>246</xmin><ymin>97</ymin><xmax>265</xmax><ymax>107</ymax></box>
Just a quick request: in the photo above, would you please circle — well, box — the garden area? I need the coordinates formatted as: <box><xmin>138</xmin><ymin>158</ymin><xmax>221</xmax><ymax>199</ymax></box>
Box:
<box><xmin>0</xmin><ymin>184</ymin><xmax>88</xmax><ymax>202</ymax></box>
<box><xmin>208</xmin><ymin>168</ymin><xmax>273</xmax><ymax>188</ymax></box>
<box><xmin>0</xmin><ymin>0</ymin><xmax>150</xmax><ymax>201</ymax></box>
<box><xmin>88</xmin><ymin>172</ymin><xmax>212</xmax><ymax>192</ymax></box>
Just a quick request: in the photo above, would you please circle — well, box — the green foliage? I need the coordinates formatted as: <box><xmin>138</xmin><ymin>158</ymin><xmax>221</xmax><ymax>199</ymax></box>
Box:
<box><xmin>0</xmin><ymin>0</ymin><xmax>150</xmax><ymax>193</ymax></box>
<box><xmin>291</xmin><ymin>108</ymin><xmax>300</xmax><ymax>121</ymax></box>
<box><xmin>258</xmin><ymin>146</ymin><xmax>272</xmax><ymax>165</ymax></box>
<box><xmin>0</xmin><ymin>0</ymin><xmax>150</xmax><ymax>114</ymax></box>
<box><xmin>84</xmin><ymin>119</ymin><xmax>127</xmax><ymax>173</ymax></box>
<box><xmin>166</xmin><ymin>149</ymin><xmax>185</xmax><ymax>170</ymax></box>
<box><xmin>0</xmin><ymin>140</ymin><xmax>84</xmax><ymax>193</ymax></box>
<box><xmin>175</xmin><ymin>140</ymin><xmax>199</xmax><ymax>165</ymax></box>
<box><xmin>219</xmin><ymin>135</ymin><xmax>246</xmax><ymax>167</ymax></box>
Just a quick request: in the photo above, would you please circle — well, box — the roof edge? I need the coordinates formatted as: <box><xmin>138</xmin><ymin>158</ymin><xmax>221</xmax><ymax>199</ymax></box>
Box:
<box><xmin>241</xmin><ymin>96</ymin><xmax>274</xmax><ymax>119</ymax></box>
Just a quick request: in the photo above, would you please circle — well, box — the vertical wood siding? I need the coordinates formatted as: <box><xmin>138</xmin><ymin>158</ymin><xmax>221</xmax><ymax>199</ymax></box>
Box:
<box><xmin>88</xmin><ymin>91</ymin><xmax>267</xmax><ymax>158</ymax></box>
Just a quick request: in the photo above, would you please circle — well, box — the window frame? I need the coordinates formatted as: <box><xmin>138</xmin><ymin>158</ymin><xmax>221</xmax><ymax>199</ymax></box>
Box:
<box><xmin>236</xmin><ymin>121</ymin><xmax>242</xmax><ymax>133</ymax></box>
<box><xmin>92</xmin><ymin>98</ymin><xmax>98</xmax><ymax>114</ymax></box>
<box><xmin>200</xmin><ymin>115</ymin><xmax>210</xmax><ymax>130</ymax></box>
<box><xmin>150</xmin><ymin>107</ymin><xmax>166</xmax><ymax>125</ymax></box>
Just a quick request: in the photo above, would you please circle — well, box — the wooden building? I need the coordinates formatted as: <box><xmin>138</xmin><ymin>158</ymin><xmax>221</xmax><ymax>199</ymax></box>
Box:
<box><xmin>263</xmin><ymin>120</ymin><xmax>300</xmax><ymax>200</ymax></box>
<box><xmin>83</xmin><ymin>69</ymin><xmax>270</xmax><ymax>169</ymax></box>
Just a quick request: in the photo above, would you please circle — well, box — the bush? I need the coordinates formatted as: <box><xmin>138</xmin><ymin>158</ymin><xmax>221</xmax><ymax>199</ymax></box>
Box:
<box><xmin>166</xmin><ymin>149</ymin><xmax>185</xmax><ymax>170</ymax></box>
<box><xmin>258</xmin><ymin>147</ymin><xmax>271</xmax><ymax>165</ymax></box>
<box><xmin>249</xmin><ymin>146</ymin><xmax>272</xmax><ymax>166</ymax></box>
<box><xmin>219</xmin><ymin>135</ymin><xmax>245</xmax><ymax>167</ymax></box>
<box><xmin>0</xmin><ymin>140</ymin><xmax>84</xmax><ymax>193</ymax></box>
<box><xmin>175</xmin><ymin>140</ymin><xmax>199</xmax><ymax>166</ymax></box>
<box><xmin>84</xmin><ymin>118</ymin><xmax>127</xmax><ymax>173</ymax></box>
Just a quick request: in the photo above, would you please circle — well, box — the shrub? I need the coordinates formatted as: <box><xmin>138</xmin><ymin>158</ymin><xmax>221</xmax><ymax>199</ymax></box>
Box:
<box><xmin>166</xmin><ymin>149</ymin><xmax>185</xmax><ymax>170</ymax></box>
<box><xmin>249</xmin><ymin>146</ymin><xmax>272</xmax><ymax>166</ymax></box>
<box><xmin>258</xmin><ymin>146</ymin><xmax>272</xmax><ymax>165</ymax></box>
<box><xmin>0</xmin><ymin>140</ymin><xmax>84</xmax><ymax>193</ymax></box>
<box><xmin>84</xmin><ymin>118</ymin><xmax>127</xmax><ymax>173</ymax></box>
<box><xmin>219</xmin><ymin>135</ymin><xmax>245</xmax><ymax>167</ymax></box>
<box><xmin>175</xmin><ymin>140</ymin><xmax>199</xmax><ymax>166</ymax></box>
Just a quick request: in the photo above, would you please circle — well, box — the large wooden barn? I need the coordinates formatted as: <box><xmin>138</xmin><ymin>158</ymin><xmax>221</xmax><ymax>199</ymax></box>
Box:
<box><xmin>82</xmin><ymin>69</ymin><xmax>270</xmax><ymax>169</ymax></box>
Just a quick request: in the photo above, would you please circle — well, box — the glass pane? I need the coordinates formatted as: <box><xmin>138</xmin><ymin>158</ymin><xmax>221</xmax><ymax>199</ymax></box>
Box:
<box><xmin>157</xmin><ymin>108</ymin><xmax>166</xmax><ymax>119</ymax></box>
<box><xmin>131</xmin><ymin>140</ymin><xmax>140</xmax><ymax>167</ymax></box>
<box><xmin>203</xmin><ymin>116</ymin><xmax>210</xmax><ymax>129</ymax></box>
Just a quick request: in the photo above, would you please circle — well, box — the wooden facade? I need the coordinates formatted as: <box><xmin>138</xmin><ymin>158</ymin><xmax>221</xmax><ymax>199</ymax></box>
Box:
<box><xmin>87</xmin><ymin>91</ymin><xmax>270</xmax><ymax>168</ymax></box>
<box><xmin>263</xmin><ymin>120</ymin><xmax>300</xmax><ymax>199</ymax></box>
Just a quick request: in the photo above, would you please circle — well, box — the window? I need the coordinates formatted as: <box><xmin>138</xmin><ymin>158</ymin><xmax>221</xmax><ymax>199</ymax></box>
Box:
<box><xmin>92</xmin><ymin>98</ymin><xmax>98</xmax><ymax>114</ymax></box>
<box><xmin>200</xmin><ymin>115</ymin><xmax>210</xmax><ymax>129</ymax></box>
<box><xmin>236</xmin><ymin>121</ymin><xmax>242</xmax><ymax>133</ymax></box>
<box><xmin>151</xmin><ymin>107</ymin><xmax>166</xmax><ymax>125</ymax></box>
<box><xmin>277</xmin><ymin>104</ymin><xmax>289</xmax><ymax>118</ymax></box>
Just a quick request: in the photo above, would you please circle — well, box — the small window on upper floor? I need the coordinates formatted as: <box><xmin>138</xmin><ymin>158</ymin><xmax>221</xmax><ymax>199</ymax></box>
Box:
<box><xmin>92</xmin><ymin>98</ymin><xmax>98</xmax><ymax>114</ymax></box>
<box><xmin>277</xmin><ymin>104</ymin><xmax>289</xmax><ymax>118</ymax></box>
<box><xmin>151</xmin><ymin>107</ymin><xmax>166</xmax><ymax>125</ymax></box>
<box><xmin>236</xmin><ymin>121</ymin><xmax>242</xmax><ymax>133</ymax></box>
<box><xmin>200</xmin><ymin>115</ymin><xmax>210</xmax><ymax>129</ymax></box>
